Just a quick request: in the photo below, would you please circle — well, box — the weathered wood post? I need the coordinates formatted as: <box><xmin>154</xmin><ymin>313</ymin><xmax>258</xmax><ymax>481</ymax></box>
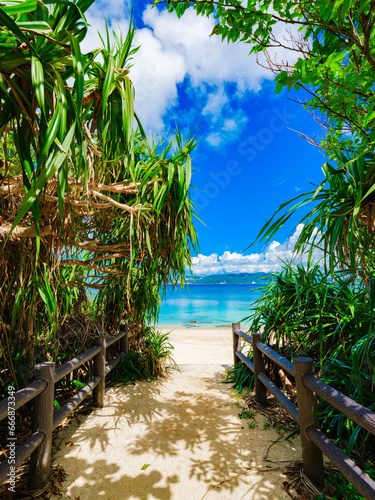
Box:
<box><xmin>232</xmin><ymin>322</ymin><xmax>241</xmax><ymax>366</ymax></box>
<box><xmin>29</xmin><ymin>362</ymin><xmax>55</xmax><ymax>490</ymax></box>
<box><xmin>120</xmin><ymin>322</ymin><xmax>129</xmax><ymax>355</ymax></box>
<box><xmin>294</xmin><ymin>357</ymin><xmax>325</xmax><ymax>489</ymax></box>
<box><xmin>93</xmin><ymin>336</ymin><xmax>106</xmax><ymax>407</ymax></box>
<box><xmin>252</xmin><ymin>333</ymin><xmax>267</xmax><ymax>407</ymax></box>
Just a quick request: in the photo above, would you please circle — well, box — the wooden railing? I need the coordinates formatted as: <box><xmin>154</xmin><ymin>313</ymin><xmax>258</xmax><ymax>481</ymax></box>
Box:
<box><xmin>0</xmin><ymin>324</ymin><xmax>129</xmax><ymax>490</ymax></box>
<box><xmin>232</xmin><ymin>322</ymin><xmax>375</xmax><ymax>500</ymax></box>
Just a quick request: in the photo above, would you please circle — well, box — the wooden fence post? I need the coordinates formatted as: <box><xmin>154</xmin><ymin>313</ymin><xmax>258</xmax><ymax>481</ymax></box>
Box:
<box><xmin>232</xmin><ymin>323</ymin><xmax>240</xmax><ymax>366</ymax></box>
<box><xmin>294</xmin><ymin>357</ymin><xmax>325</xmax><ymax>489</ymax></box>
<box><xmin>252</xmin><ymin>333</ymin><xmax>267</xmax><ymax>407</ymax></box>
<box><xmin>29</xmin><ymin>362</ymin><xmax>55</xmax><ymax>490</ymax></box>
<box><xmin>93</xmin><ymin>336</ymin><xmax>106</xmax><ymax>407</ymax></box>
<box><xmin>120</xmin><ymin>322</ymin><xmax>129</xmax><ymax>355</ymax></box>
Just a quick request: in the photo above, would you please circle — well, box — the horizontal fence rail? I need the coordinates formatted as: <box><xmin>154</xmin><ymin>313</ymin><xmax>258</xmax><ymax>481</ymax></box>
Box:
<box><xmin>0</xmin><ymin>323</ymin><xmax>129</xmax><ymax>491</ymax></box>
<box><xmin>257</xmin><ymin>341</ymin><xmax>295</xmax><ymax>377</ymax></box>
<box><xmin>232</xmin><ymin>322</ymin><xmax>375</xmax><ymax>499</ymax></box>
<box><xmin>306</xmin><ymin>425</ymin><xmax>375</xmax><ymax>499</ymax></box>
<box><xmin>54</xmin><ymin>345</ymin><xmax>102</xmax><ymax>383</ymax></box>
<box><xmin>0</xmin><ymin>432</ymin><xmax>45</xmax><ymax>486</ymax></box>
<box><xmin>105</xmin><ymin>352</ymin><xmax>126</xmax><ymax>376</ymax></box>
<box><xmin>52</xmin><ymin>375</ymin><xmax>102</xmax><ymax>431</ymax></box>
<box><xmin>257</xmin><ymin>372</ymin><xmax>299</xmax><ymax>423</ymax></box>
<box><xmin>236</xmin><ymin>351</ymin><xmax>255</xmax><ymax>373</ymax></box>
<box><xmin>0</xmin><ymin>379</ymin><xmax>47</xmax><ymax>421</ymax></box>
<box><xmin>302</xmin><ymin>372</ymin><xmax>375</xmax><ymax>437</ymax></box>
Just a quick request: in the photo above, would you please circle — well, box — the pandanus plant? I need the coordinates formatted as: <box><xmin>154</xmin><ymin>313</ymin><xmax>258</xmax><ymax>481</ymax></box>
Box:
<box><xmin>255</xmin><ymin>148</ymin><xmax>375</xmax><ymax>282</ymax></box>
<box><xmin>0</xmin><ymin>0</ymin><xmax>198</xmax><ymax>389</ymax></box>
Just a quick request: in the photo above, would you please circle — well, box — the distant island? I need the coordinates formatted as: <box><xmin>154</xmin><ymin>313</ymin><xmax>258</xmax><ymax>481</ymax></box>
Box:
<box><xmin>186</xmin><ymin>272</ymin><xmax>270</xmax><ymax>285</ymax></box>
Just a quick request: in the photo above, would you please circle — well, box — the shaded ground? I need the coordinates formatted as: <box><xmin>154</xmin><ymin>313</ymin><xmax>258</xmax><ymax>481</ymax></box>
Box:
<box><xmin>51</xmin><ymin>327</ymin><xmax>302</xmax><ymax>499</ymax></box>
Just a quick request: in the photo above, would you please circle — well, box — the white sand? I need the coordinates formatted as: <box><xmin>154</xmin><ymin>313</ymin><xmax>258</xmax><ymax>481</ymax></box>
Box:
<box><xmin>162</xmin><ymin>326</ymin><xmax>234</xmax><ymax>371</ymax></box>
<box><xmin>51</xmin><ymin>327</ymin><xmax>301</xmax><ymax>500</ymax></box>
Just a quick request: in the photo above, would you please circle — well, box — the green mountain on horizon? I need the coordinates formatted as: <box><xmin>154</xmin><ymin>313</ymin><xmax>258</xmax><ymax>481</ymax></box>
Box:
<box><xmin>189</xmin><ymin>272</ymin><xmax>269</xmax><ymax>284</ymax></box>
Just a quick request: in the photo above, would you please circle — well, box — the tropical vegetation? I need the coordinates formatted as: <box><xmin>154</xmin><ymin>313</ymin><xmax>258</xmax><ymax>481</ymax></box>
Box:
<box><xmin>113</xmin><ymin>326</ymin><xmax>177</xmax><ymax>384</ymax></box>
<box><xmin>161</xmin><ymin>0</ymin><xmax>375</xmax><ymax>155</ymax></box>
<box><xmin>2</xmin><ymin>0</ymin><xmax>375</xmax><ymax>496</ymax></box>
<box><xmin>161</xmin><ymin>0</ymin><xmax>375</xmax><ymax>279</ymax></box>
<box><xmin>244</xmin><ymin>263</ymin><xmax>375</xmax><ymax>458</ymax></box>
<box><xmin>0</xmin><ymin>0</ymin><xmax>198</xmax><ymax>397</ymax></box>
<box><xmin>162</xmin><ymin>0</ymin><xmax>375</xmax><ymax>494</ymax></box>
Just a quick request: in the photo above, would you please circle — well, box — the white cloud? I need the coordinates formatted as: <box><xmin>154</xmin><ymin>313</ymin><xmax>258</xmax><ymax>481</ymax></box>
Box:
<box><xmin>141</xmin><ymin>7</ymin><xmax>269</xmax><ymax>89</ymax></box>
<box><xmin>88</xmin><ymin>0</ymin><xmax>130</xmax><ymax>21</ymax></box>
<box><xmin>223</xmin><ymin>119</ymin><xmax>238</xmax><ymax>132</ymax></box>
<box><xmin>206</xmin><ymin>132</ymin><xmax>222</xmax><ymax>147</ymax></box>
<box><xmin>190</xmin><ymin>225</ymin><xmax>324</xmax><ymax>275</ymax></box>
<box><xmin>202</xmin><ymin>86</ymin><xmax>228</xmax><ymax>117</ymax></box>
<box><xmin>132</xmin><ymin>29</ymin><xmax>186</xmax><ymax>132</ymax></box>
<box><xmin>133</xmin><ymin>7</ymin><xmax>277</xmax><ymax>132</ymax></box>
<box><xmin>81</xmin><ymin>2</ymin><xmax>300</xmax><ymax>133</ymax></box>
<box><xmin>80</xmin><ymin>13</ymin><xmax>108</xmax><ymax>54</ymax></box>
<box><xmin>205</xmin><ymin>109</ymin><xmax>248</xmax><ymax>147</ymax></box>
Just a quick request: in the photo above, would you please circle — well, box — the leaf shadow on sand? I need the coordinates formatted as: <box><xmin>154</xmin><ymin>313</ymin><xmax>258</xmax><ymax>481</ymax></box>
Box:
<box><xmin>52</xmin><ymin>373</ymin><xmax>299</xmax><ymax>499</ymax></box>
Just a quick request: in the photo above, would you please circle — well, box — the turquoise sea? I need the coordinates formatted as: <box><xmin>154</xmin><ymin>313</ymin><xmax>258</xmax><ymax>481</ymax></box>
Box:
<box><xmin>157</xmin><ymin>284</ymin><xmax>264</xmax><ymax>328</ymax></box>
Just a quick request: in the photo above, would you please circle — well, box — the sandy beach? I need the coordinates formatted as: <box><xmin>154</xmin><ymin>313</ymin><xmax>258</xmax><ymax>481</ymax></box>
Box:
<box><xmin>161</xmin><ymin>326</ymin><xmax>234</xmax><ymax>370</ymax></box>
<box><xmin>51</xmin><ymin>326</ymin><xmax>301</xmax><ymax>500</ymax></box>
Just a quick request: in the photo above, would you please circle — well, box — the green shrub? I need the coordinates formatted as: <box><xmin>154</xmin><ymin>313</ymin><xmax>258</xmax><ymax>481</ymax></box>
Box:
<box><xmin>241</xmin><ymin>262</ymin><xmax>375</xmax><ymax>460</ymax></box>
<box><xmin>223</xmin><ymin>357</ymin><xmax>254</xmax><ymax>394</ymax></box>
<box><xmin>112</xmin><ymin>326</ymin><xmax>177</xmax><ymax>383</ymax></box>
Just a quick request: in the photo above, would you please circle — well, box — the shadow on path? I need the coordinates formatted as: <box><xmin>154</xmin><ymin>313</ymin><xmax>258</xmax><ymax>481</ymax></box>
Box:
<box><xmin>53</xmin><ymin>373</ymin><xmax>297</xmax><ymax>499</ymax></box>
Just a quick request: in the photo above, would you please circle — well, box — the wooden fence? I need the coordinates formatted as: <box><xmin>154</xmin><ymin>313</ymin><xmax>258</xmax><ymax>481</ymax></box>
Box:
<box><xmin>0</xmin><ymin>324</ymin><xmax>129</xmax><ymax>490</ymax></box>
<box><xmin>232</xmin><ymin>322</ymin><xmax>375</xmax><ymax>500</ymax></box>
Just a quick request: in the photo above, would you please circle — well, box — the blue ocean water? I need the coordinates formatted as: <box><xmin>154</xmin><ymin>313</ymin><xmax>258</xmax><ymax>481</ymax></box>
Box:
<box><xmin>157</xmin><ymin>284</ymin><xmax>264</xmax><ymax>328</ymax></box>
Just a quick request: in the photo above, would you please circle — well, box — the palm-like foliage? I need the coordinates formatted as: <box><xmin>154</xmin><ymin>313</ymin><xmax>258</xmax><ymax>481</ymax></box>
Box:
<box><xmin>0</xmin><ymin>0</ymin><xmax>198</xmax><ymax>390</ymax></box>
<box><xmin>255</xmin><ymin>149</ymin><xmax>375</xmax><ymax>281</ymax></box>
<box><xmin>244</xmin><ymin>262</ymin><xmax>375</xmax><ymax>459</ymax></box>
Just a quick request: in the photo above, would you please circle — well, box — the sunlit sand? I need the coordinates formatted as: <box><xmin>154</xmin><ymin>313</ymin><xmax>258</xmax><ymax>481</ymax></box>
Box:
<box><xmin>51</xmin><ymin>327</ymin><xmax>300</xmax><ymax>499</ymax></box>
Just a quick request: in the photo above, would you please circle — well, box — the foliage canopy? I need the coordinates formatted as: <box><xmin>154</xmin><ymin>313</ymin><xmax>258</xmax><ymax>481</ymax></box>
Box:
<box><xmin>160</xmin><ymin>0</ymin><xmax>375</xmax><ymax>276</ymax></box>
<box><xmin>0</xmin><ymin>0</ymin><xmax>198</xmax><ymax>384</ymax></box>
<box><xmin>162</xmin><ymin>0</ymin><xmax>375</xmax><ymax>155</ymax></box>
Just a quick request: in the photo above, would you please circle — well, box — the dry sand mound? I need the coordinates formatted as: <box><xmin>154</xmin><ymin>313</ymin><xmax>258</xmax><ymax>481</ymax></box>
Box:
<box><xmin>51</xmin><ymin>327</ymin><xmax>301</xmax><ymax>499</ymax></box>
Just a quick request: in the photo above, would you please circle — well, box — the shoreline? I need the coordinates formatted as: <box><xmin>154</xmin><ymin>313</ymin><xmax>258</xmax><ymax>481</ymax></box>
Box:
<box><xmin>168</xmin><ymin>282</ymin><xmax>263</xmax><ymax>286</ymax></box>
<box><xmin>158</xmin><ymin>324</ymin><xmax>233</xmax><ymax>329</ymax></box>
<box><xmin>157</xmin><ymin>321</ymin><xmax>251</xmax><ymax>329</ymax></box>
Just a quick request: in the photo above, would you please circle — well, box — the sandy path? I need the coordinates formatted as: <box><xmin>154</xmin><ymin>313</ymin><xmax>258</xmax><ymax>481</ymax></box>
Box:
<box><xmin>51</xmin><ymin>327</ymin><xmax>301</xmax><ymax>500</ymax></box>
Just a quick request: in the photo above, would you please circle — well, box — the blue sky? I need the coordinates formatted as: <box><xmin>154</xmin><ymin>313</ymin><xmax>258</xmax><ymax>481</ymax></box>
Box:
<box><xmin>83</xmin><ymin>0</ymin><xmax>327</xmax><ymax>275</ymax></box>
